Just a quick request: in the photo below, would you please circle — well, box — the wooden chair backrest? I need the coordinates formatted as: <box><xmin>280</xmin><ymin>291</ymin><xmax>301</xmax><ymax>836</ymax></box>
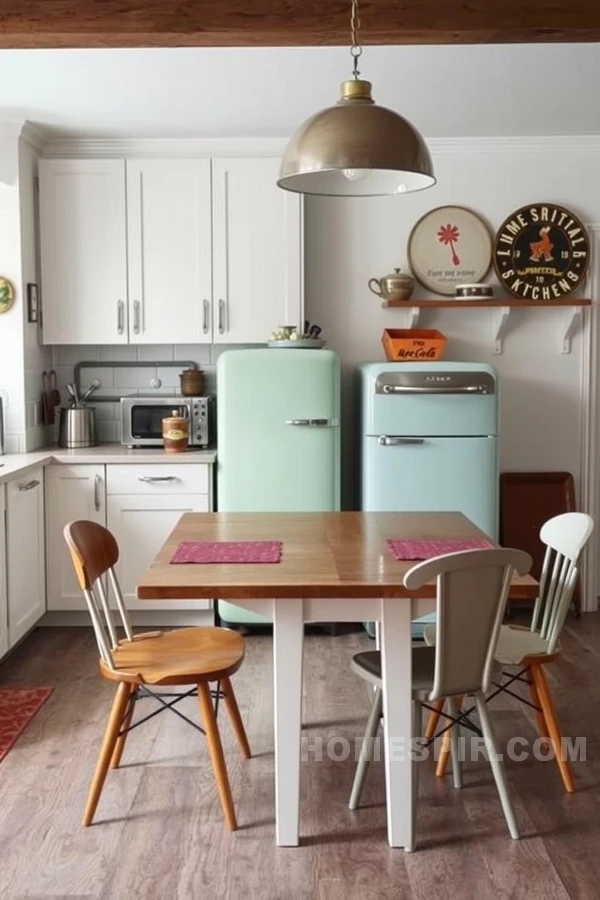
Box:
<box><xmin>64</xmin><ymin>520</ymin><xmax>134</xmax><ymax>669</ymax></box>
<box><xmin>532</xmin><ymin>512</ymin><xmax>594</xmax><ymax>653</ymax></box>
<box><xmin>404</xmin><ymin>548</ymin><xmax>532</xmax><ymax>699</ymax></box>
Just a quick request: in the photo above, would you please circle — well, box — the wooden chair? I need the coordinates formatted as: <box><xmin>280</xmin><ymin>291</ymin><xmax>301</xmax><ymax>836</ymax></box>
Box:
<box><xmin>349</xmin><ymin>547</ymin><xmax>531</xmax><ymax>848</ymax></box>
<box><xmin>64</xmin><ymin>519</ymin><xmax>250</xmax><ymax>830</ymax></box>
<box><xmin>426</xmin><ymin>512</ymin><xmax>594</xmax><ymax>792</ymax></box>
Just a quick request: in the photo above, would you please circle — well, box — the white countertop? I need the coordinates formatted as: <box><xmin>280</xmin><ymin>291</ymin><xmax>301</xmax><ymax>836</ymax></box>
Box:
<box><xmin>0</xmin><ymin>443</ymin><xmax>217</xmax><ymax>484</ymax></box>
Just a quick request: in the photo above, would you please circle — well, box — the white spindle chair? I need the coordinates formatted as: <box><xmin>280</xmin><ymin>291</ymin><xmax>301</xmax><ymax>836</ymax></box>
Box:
<box><xmin>426</xmin><ymin>512</ymin><xmax>594</xmax><ymax>792</ymax></box>
<box><xmin>349</xmin><ymin>547</ymin><xmax>531</xmax><ymax>848</ymax></box>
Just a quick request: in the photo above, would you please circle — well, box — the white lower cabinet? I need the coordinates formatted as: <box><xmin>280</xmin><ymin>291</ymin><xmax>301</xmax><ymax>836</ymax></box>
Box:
<box><xmin>0</xmin><ymin>485</ymin><xmax>8</xmax><ymax>659</ymax></box>
<box><xmin>46</xmin><ymin>465</ymin><xmax>106</xmax><ymax>611</ymax></box>
<box><xmin>107</xmin><ymin>493</ymin><xmax>210</xmax><ymax>611</ymax></box>
<box><xmin>45</xmin><ymin>461</ymin><xmax>213</xmax><ymax>615</ymax></box>
<box><xmin>6</xmin><ymin>469</ymin><xmax>46</xmax><ymax>647</ymax></box>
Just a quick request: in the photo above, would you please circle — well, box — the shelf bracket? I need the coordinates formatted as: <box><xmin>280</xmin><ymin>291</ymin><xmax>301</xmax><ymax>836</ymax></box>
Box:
<box><xmin>408</xmin><ymin>306</ymin><xmax>420</xmax><ymax>329</ymax></box>
<box><xmin>561</xmin><ymin>307</ymin><xmax>583</xmax><ymax>354</ymax></box>
<box><xmin>493</xmin><ymin>307</ymin><xmax>511</xmax><ymax>354</ymax></box>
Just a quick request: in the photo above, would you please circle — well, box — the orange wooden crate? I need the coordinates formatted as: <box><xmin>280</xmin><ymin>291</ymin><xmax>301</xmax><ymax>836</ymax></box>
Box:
<box><xmin>381</xmin><ymin>328</ymin><xmax>447</xmax><ymax>362</ymax></box>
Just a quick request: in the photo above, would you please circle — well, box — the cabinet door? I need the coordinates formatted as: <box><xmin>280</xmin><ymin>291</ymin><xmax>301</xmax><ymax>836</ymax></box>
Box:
<box><xmin>0</xmin><ymin>486</ymin><xmax>8</xmax><ymax>660</ymax></box>
<box><xmin>212</xmin><ymin>157</ymin><xmax>303</xmax><ymax>344</ymax></box>
<box><xmin>107</xmin><ymin>494</ymin><xmax>211</xmax><ymax>610</ymax></box>
<box><xmin>46</xmin><ymin>465</ymin><xmax>106</xmax><ymax>611</ymax></box>
<box><xmin>6</xmin><ymin>470</ymin><xmax>46</xmax><ymax>647</ymax></box>
<box><xmin>127</xmin><ymin>159</ymin><xmax>213</xmax><ymax>345</ymax></box>
<box><xmin>39</xmin><ymin>159</ymin><xmax>128</xmax><ymax>345</ymax></box>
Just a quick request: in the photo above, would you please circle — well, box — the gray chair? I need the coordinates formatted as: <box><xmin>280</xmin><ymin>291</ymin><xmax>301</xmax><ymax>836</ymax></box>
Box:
<box><xmin>349</xmin><ymin>547</ymin><xmax>532</xmax><ymax>846</ymax></box>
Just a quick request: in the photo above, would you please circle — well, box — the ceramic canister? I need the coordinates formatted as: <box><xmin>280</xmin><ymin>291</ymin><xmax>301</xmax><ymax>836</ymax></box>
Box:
<box><xmin>162</xmin><ymin>410</ymin><xmax>189</xmax><ymax>453</ymax></box>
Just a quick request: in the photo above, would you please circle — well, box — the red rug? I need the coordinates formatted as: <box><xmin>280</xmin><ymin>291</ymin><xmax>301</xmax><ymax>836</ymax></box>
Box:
<box><xmin>0</xmin><ymin>687</ymin><xmax>53</xmax><ymax>763</ymax></box>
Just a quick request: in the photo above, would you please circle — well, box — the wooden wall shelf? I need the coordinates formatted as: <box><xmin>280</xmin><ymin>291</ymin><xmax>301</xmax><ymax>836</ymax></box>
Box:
<box><xmin>388</xmin><ymin>298</ymin><xmax>593</xmax><ymax>354</ymax></box>
<box><xmin>402</xmin><ymin>298</ymin><xmax>592</xmax><ymax>309</ymax></box>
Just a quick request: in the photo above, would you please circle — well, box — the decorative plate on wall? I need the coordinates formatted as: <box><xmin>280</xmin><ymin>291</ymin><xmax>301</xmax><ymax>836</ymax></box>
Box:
<box><xmin>493</xmin><ymin>203</ymin><xmax>589</xmax><ymax>300</ymax></box>
<box><xmin>0</xmin><ymin>277</ymin><xmax>14</xmax><ymax>314</ymax></box>
<box><xmin>408</xmin><ymin>206</ymin><xmax>492</xmax><ymax>296</ymax></box>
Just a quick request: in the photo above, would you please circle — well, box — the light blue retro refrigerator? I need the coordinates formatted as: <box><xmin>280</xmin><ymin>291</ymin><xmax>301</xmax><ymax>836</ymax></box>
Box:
<box><xmin>360</xmin><ymin>361</ymin><xmax>499</xmax><ymax>535</ymax></box>
<box><xmin>360</xmin><ymin>361</ymin><xmax>499</xmax><ymax>637</ymax></box>
<box><xmin>216</xmin><ymin>348</ymin><xmax>341</xmax><ymax>625</ymax></box>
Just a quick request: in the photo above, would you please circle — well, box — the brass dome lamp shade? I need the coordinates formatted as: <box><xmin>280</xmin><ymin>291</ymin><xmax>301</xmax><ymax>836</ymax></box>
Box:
<box><xmin>278</xmin><ymin>0</ymin><xmax>436</xmax><ymax>197</ymax></box>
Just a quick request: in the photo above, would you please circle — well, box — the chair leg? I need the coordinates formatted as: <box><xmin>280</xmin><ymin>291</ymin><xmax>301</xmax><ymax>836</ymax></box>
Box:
<box><xmin>436</xmin><ymin>695</ymin><xmax>463</xmax><ymax>779</ymax></box>
<box><xmin>349</xmin><ymin>686</ymin><xmax>382</xmax><ymax>810</ymax></box>
<box><xmin>221</xmin><ymin>676</ymin><xmax>251</xmax><ymax>760</ymax></box>
<box><xmin>425</xmin><ymin>697</ymin><xmax>444</xmax><ymax>740</ymax></box>
<box><xmin>198</xmin><ymin>681</ymin><xmax>238</xmax><ymax>830</ymax></box>
<box><xmin>82</xmin><ymin>681</ymin><xmax>131</xmax><ymax>827</ymax></box>
<box><xmin>527</xmin><ymin>668</ymin><xmax>550</xmax><ymax>751</ymax></box>
<box><xmin>530</xmin><ymin>664</ymin><xmax>575</xmax><ymax>793</ymax></box>
<box><xmin>474</xmin><ymin>692</ymin><xmax>520</xmax><ymax>840</ymax></box>
<box><xmin>110</xmin><ymin>683</ymin><xmax>136</xmax><ymax>769</ymax></box>
<box><xmin>446</xmin><ymin>696</ymin><xmax>463</xmax><ymax>789</ymax></box>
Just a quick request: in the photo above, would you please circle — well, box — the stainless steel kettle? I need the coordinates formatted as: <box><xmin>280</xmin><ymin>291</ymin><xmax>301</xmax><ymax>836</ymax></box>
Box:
<box><xmin>58</xmin><ymin>406</ymin><xmax>98</xmax><ymax>448</ymax></box>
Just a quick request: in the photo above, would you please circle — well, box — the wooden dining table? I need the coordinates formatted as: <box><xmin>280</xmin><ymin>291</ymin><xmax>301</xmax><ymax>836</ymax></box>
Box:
<box><xmin>137</xmin><ymin>510</ymin><xmax>538</xmax><ymax>850</ymax></box>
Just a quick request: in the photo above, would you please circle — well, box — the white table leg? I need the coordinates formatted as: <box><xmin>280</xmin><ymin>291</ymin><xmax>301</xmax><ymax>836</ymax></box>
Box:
<box><xmin>273</xmin><ymin>598</ymin><xmax>304</xmax><ymax>846</ymax></box>
<box><xmin>380</xmin><ymin>598</ymin><xmax>414</xmax><ymax>850</ymax></box>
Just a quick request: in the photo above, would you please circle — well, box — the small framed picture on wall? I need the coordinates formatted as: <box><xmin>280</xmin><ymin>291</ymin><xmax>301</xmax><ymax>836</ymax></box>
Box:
<box><xmin>27</xmin><ymin>282</ymin><xmax>39</xmax><ymax>323</ymax></box>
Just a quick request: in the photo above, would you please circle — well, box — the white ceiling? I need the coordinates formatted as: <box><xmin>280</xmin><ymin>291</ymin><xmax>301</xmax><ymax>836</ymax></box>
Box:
<box><xmin>0</xmin><ymin>43</ymin><xmax>599</xmax><ymax>139</ymax></box>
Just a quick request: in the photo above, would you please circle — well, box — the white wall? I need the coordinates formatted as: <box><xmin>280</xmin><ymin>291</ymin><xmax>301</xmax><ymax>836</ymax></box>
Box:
<box><xmin>305</xmin><ymin>138</ymin><xmax>596</xmax><ymax>507</ymax></box>
<box><xmin>0</xmin><ymin>132</ymin><xmax>25</xmax><ymax>453</ymax></box>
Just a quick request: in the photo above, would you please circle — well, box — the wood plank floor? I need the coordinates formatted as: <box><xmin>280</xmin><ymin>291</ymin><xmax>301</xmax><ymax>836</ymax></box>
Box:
<box><xmin>0</xmin><ymin>618</ymin><xmax>599</xmax><ymax>899</ymax></box>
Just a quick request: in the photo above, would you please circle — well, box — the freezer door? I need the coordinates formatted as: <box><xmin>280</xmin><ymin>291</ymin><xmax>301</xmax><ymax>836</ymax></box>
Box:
<box><xmin>362</xmin><ymin>435</ymin><xmax>498</xmax><ymax>538</ymax></box>
<box><xmin>362</xmin><ymin>367</ymin><xmax>498</xmax><ymax>437</ymax></box>
<box><xmin>217</xmin><ymin>349</ymin><xmax>340</xmax><ymax>512</ymax></box>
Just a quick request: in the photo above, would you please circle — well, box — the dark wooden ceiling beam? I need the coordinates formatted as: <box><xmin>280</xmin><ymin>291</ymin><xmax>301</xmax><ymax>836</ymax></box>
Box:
<box><xmin>0</xmin><ymin>1</ymin><xmax>599</xmax><ymax>49</ymax></box>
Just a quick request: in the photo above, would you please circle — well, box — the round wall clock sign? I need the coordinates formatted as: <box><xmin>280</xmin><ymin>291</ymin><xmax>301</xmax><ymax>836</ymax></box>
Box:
<box><xmin>493</xmin><ymin>204</ymin><xmax>589</xmax><ymax>300</ymax></box>
<box><xmin>0</xmin><ymin>276</ymin><xmax>15</xmax><ymax>314</ymax></box>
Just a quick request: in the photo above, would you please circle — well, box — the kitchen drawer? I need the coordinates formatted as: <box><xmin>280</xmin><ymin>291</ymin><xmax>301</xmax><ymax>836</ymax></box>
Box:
<box><xmin>106</xmin><ymin>464</ymin><xmax>209</xmax><ymax>496</ymax></box>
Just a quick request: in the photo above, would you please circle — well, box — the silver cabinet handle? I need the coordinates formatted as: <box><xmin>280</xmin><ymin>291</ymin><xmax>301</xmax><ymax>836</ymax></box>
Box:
<box><xmin>285</xmin><ymin>418</ymin><xmax>338</xmax><ymax>427</ymax></box>
<box><xmin>133</xmin><ymin>299</ymin><xmax>141</xmax><ymax>335</ymax></box>
<box><xmin>218</xmin><ymin>299</ymin><xmax>226</xmax><ymax>335</ymax></box>
<box><xmin>202</xmin><ymin>299</ymin><xmax>210</xmax><ymax>334</ymax></box>
<box><xmin>94</xmin><ymin>474</ymin><xmax>101</xmax><ymax>512</ymax></box>
<box><xmin>18</xmin><ymin>479</ymin><xmax>40</xmax><ymax>491</ymax></box>
<box><xmin>117</xmin><ymin>300</ymin><xmax>125</xmax><ymax>335</ymax></box>
<box><xmin>137</xmin><ymin>476</ymin><xmax>179</xmax><ymax>483</ymax></box>
<box><xmin>382</xmin><ymin>384</ymin><xmax>483</xmax><ymax>395</ymax></box>
<box><xmin>378</xmin><ymin>436</ymin><xmax>425</xmax><ymax>446</ymax></box>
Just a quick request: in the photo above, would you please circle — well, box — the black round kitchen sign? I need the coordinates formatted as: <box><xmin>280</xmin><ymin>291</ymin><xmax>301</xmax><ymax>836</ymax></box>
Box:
<box><xmin>493</xmin><ymin>203</ymin><xmax>589</xmax><ymax>300</ymax></box>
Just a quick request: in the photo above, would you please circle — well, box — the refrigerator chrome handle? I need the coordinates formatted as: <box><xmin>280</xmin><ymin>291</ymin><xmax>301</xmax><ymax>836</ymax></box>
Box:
<box><xmin>285</xmin><ymin>418</ymin><xmax>338</xmax><ymax>427</ymax></box>
<box><xmin>382</xmin><ymin>384</ymin><xmax>484</xmax><ymax>395</ymax></box>
<box><xmin>378</xmin><ymin>436</ymin><xmax>425</xmax><ymax>446</ymax></box>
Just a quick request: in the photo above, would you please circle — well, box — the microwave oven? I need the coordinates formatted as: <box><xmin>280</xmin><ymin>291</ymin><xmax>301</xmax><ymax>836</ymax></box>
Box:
<box><xmin>120</xmin><ymin>395</ymin><xmax>215</xmax><ymax>448</ymax></box>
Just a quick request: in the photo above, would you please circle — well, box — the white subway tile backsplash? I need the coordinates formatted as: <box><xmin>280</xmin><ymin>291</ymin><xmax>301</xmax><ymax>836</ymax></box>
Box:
<box><xmin>137</xmin><ymin>344</ymin><xmax>175</xmax><ymax>362</ymax></box>
<box><xmin>97</xmin><ymin>420</ymin><xmax>120</xmax><ymax>443</ymax></box>
<box><xmin>156</xmin><ymin>366</ymin><xmax>182</xmax><ymax>389</ymax></box>
<box><xmin>99</xmin><ymin>345</ymin><xmax>137</xmax><ymax>362</ymax></box>
<box><xmin>174</xmin><ymin>345</ymin><xmax>211</xmax><ymax>365</ymax></box>
<box><xmin>80</xmin><ymin>367</ymin><xmax>114</xmax><ymax>391</ymax></box>
<box><xmin>57</xmin><ymin>345</ymin><xmax>100</xmax><ymax>366</ymax></box>
<box><xmin>114</xmin><ymin>366</ymin><xmax>157</xmax><ymax>389</ymax></box>
<box><xmin>94</xmin><ymin>402</ymin><xmax>120</xmax><ymax>422</ymax></box>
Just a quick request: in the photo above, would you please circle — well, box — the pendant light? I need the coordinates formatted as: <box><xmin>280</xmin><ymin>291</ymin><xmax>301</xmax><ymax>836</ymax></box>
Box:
<box><xmin>278</xmin><ymin>0</ymin><xmax>436</xmax><ymax>197</ymax></box>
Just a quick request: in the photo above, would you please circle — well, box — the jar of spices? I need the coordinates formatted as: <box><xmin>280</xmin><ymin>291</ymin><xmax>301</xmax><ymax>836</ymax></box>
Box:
<box><xmin>162</xmin><ymin>410</ymin><xmax>189</xmax><ymax>453</ymax></box>
<box><xmin>179</xmin><ymin>367</ymin><xmax>205</xmax><ymax>396</ymax></box>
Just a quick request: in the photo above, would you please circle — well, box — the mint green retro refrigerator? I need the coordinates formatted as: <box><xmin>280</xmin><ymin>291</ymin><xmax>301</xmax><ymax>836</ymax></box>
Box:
<box><xmin>216</xmin><ymin>348</ymin><xmax>341</xmax><ymax>625</ymax></box>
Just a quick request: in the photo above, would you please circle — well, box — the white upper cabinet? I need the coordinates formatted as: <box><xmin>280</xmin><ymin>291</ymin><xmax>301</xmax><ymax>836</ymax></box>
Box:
<box><xmin>212</xmin><ymin>157</ymin><xmax>303</xmax><ymax>344</ymax></box>
<box><xmin>126</xmin><ymin>159</ymin><xmax>213</xmax><ymax>345</ymax></box>
<box><xmin>39</xmin><ymin>159</ymin><xmax>128</xmax><ymax>345</ymax></box>
<box><xmin>39</xmin><ymin>152</ymin><xmax>303</xmax><ymax>346</ymax></box>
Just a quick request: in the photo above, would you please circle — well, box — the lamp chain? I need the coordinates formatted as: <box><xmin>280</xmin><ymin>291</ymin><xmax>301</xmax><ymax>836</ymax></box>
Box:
<box><xmin>349</xmin><ymin>0</ymin><xmax>363</xmax><ymax>79</ymax></box>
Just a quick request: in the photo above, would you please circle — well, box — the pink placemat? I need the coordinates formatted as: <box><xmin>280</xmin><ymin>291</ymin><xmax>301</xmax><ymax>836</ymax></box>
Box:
<box><xmin>386</xmin><ymin>538</ymin><xmax>493</xmax><ymax>561</ymax></box>
<box><xmin>170</xmin><ymin>540</ymin><xmax>282</xmax><ymax>564</ymax></box>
